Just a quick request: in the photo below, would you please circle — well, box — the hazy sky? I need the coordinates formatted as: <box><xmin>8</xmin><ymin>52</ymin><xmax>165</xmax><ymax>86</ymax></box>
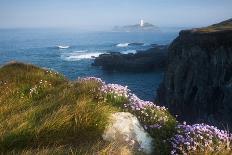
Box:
<box><xmin>0</xmin><ymin>0</ymin><xmax>231</xmax><ymax>29</ymax></box>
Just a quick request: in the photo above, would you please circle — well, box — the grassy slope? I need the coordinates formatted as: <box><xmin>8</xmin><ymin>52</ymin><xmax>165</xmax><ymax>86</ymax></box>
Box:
<box><xmin>191</xmin><ymin>18</ymin><xmax>232</xmax><ymax>33</ymax></box>
<box><xmin>0</xmin><ymin>62</ymin><xmax>121</xmax><ymax>154</ymax></box>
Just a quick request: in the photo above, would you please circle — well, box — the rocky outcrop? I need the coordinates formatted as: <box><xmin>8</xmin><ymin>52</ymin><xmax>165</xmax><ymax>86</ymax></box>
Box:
<box><xmin>157</xmin><ymin>19</ymin><xmax>232</xmax><ymax>127</ymax></box>
<box><xmin>92</xmin><ymin>46</ymin><xmax>168</xmax><ymax>72</ymax></box>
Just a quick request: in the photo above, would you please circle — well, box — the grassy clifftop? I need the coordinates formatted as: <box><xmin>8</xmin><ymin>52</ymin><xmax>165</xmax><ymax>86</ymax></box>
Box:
<box><xmin>0</xmin><ymin>62</ymin><xmax>231</xmax><ymax>155</ymax></box>
<box><xmin>185</xmin><ymin>18</ymin><xmax>232</xmax><ymax>33</ymax></box>
<box><xmin>0</xmin><ymin>62</ymin><xmax>119</xmax><ymax>154</ymax></box>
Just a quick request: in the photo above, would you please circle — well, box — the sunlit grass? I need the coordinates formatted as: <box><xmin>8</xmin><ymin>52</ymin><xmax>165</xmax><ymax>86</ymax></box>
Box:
<box><xmin>0</xmin><ymin>62</ymin><xmax>119</xmax><ymax>153</ymax></box>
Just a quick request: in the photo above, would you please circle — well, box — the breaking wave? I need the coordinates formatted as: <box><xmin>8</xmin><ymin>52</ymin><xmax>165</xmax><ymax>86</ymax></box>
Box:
<box><xmin>116</xmin><ymin>43</ymin><xmax>130</xmax><ymax>47</ymax></box>
<box><xmin>61</xmin><ymin>50</ymin><xmax>103</xmax><ymax>61</ymax></box>
<box><xmin>116</xmin><ymin>42</ymin><xmax>145</xmax><ymax>47</ymax></box>
<box><xmin>57</xmin><ymin>45</ymin><xmax>70</xmax><ymax>49</ymax></box>
<box><xmin>121</xmin><ymin>50</ymin><xmax>137</xmax><ymax>54</ymax></box>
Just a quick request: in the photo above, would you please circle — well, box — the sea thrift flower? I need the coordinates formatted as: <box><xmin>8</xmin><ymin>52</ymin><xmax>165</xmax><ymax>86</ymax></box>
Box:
<box><xmin>79</xmin><ymin>77</ymin><xmax>172</xmax><ymax>133</ymax></box>
<box><xmin>26</xmin><ymin>76</ymin><xmax>232</xmax><ymax>154</ymax></box>
<box><xmin>100</xmin><ymin>84</ymin><xmax>130</xmax><ymax>97</ymax></box>
<box><xmin>78</xmin><ymin>77</ymin><xmax>105</xmax><ymax>85</ymax></box>
<box><xmin>170</xmin><ymin>123</ymin><xmax>232</xmax><ymax>154</ymax></box>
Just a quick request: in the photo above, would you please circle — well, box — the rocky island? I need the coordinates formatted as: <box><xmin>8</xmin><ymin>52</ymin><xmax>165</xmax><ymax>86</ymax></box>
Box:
<box><xmin>92</xmin><ymin>45</ymin><xmax>168</xmax><ymax>72</ymax></box>
<box><xmin>157</xmin><ymin>19</ymin><xmax>232</xmax><ymax>128</ymax></box>
<box><xmin>113</xmin><ymin>20</ymin><xmax>160</xmax><ymax>32</ymax></box>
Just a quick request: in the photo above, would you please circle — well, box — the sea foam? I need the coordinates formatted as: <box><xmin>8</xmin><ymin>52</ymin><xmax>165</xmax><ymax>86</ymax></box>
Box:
<box><xmin>61</xmin><ymin>51</ymin><xmax>103</xmax><ymax>61</ymax></box>
<box><xmin>57</xmin><ymin>45</ymin><xmax>70</xmax><ymax>49</ymax></box>
<box><xmin>116</xmin><ymin>43</ymin><xmax>130</xmax><ymax>47</ymax></box>
<box><xmin>121</xmin><ymin>50</ymin><xmax>137</xmax><ymax>54</ymax></box>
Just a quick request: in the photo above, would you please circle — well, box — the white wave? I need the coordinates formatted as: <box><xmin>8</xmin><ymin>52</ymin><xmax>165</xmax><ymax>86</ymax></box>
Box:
<box><xmin>121</xmin><ymin>50</ymin><xmax>137</xmax><ymax>54</ymax></box>
<box><xmin>116</xmin><ymin>43</ymin><xmax>130</xmax><ymax>47</ymax></box>
<box><xmin>69</xmin><ymin>50</ymin><xmax>88</xmax><ymax>54</ymax></box>
<box><xmin>61</xmin><ymin>51</ymin><xmax>103</xmax><ymax>61</ymax></box>
<box><xmin>142</xmin><ymin>43</ymin><xmax>150</xmax><ymax>46</ymax></box>
<box><xmin>57</xmin><ymin>45</ymin><xmax>70</xmax><ymax>49</ymax></box>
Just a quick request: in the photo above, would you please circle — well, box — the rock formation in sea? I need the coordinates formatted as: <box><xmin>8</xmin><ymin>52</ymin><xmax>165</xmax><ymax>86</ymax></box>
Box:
<box><xmin>92</xmin><ymin>45</ymin><xmax>168</xmax><ymax>72</ymax></box>
<box><xmin>156</xmin><ymin>19</ymin><xmax>232</xmax><ymax>127</ymax></box>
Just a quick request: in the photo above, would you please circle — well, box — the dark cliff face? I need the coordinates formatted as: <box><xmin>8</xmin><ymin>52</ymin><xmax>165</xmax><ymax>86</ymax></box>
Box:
<box><xmin>157</xmin><ymin>19</ymin><xmax>232</xmax><ymax>127</ymax></box>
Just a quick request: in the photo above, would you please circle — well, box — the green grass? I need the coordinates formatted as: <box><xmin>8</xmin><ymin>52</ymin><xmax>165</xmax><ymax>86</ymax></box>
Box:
<box><xmin>192</xmin><ymin>19</ymin><xmax>232</xmax><ymax>33</ymax></box>
<box><xmin>0</xmin><ymin>62</ymin><xmax>120</xmax><ymax>154</ymax></box>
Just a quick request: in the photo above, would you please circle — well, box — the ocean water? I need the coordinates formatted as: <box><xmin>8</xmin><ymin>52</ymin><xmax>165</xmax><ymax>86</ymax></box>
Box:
<box><xmin>0</xmin><ymin>29</ymin><xmax>178</xmax><ymax>100</ymax></box>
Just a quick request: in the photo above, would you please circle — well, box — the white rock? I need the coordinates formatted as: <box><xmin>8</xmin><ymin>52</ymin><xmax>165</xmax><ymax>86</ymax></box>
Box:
<box><xmin>102</xmin><ymin>112</ymin><xmax>153</xmax><ymax>154</ymax></box>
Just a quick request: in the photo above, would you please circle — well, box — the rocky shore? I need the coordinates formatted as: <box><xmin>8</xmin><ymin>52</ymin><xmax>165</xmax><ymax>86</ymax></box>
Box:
<box><xmin>92</xmin><ymin>45</ymin><xmax>168</xmax><ymax>72</ymax></box>
<box><xmin>157</xmin><ymin>19</ymin><xmax>232</xmax><ymax>127</ymax></box>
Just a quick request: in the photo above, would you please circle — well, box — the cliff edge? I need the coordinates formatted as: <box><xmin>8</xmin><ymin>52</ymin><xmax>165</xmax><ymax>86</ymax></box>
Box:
<box><xmin>157</xmin><ymin>19</ymin><xmax>232</xmax><ymax>127</ymax></box>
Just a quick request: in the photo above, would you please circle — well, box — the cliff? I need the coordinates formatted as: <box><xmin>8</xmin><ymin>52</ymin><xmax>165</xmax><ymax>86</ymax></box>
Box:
<box><xmin>157</xmin><ymin>19</ymin><xmax>232</xmax><ymax>127</ymax></box>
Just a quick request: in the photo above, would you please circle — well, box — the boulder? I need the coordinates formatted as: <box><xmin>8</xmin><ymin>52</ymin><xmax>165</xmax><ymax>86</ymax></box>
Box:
<box><xmin>102</xmin><ymin>112</ymin><xmax>153</xmax><ymax>154</ymax></box>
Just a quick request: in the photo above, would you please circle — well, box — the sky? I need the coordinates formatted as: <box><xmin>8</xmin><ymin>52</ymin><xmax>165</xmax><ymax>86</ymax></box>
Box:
<box><xmin>0</xmin><ymin>0</ymin><xmax>231</xmax><ymax>29</ymax></box>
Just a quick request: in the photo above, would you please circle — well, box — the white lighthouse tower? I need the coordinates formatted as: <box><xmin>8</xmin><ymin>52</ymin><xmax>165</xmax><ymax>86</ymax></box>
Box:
<box><xmin>140</xmin><ymin>19</ymin><xmax>144</xmax><ymax>27</ymax></box>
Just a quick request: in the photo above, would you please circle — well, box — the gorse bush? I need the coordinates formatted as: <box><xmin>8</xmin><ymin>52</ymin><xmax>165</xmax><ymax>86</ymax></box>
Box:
<box><xmin>0</xmin><ymin>62</ymin><xmax>231</xmax><ymax>154</ymax></box>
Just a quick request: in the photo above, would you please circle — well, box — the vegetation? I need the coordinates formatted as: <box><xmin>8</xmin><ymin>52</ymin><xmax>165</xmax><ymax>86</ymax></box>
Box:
<box><xmin>0</xmin><ymin>62</ymin><xmax>231</xmax><ymax>154</ymax></box>
<box><xmin>0</xmin><ymin>62</ymin><xmax>119</xmax><ymax>154</ymax></box>
<box><xmin>192</xmin><ymin>18</ymin><xmax>232</xmax><ymax>33</ymax></box>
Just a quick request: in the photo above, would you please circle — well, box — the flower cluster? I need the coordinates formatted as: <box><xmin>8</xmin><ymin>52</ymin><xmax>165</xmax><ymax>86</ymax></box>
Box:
<box><xmin>0</xmin><ymin>80</ymin><xmax>7</xmax><ymax>86</ymax></box>
<box><xmin>101</xmin><ymin>84</ymin><xmax>130</xmax><ymax>98</ymax></box>
<box><xmin>94</xmin><ymin>78</ymin><xmax>170</xmax><ymax>130</ymax></box>
<box><xmin>170</xmin><ymin>123</ymin><xmax>232</xmax><ymax>155</ymax></box>
<box><xmin>75</xmin><ymin>77</ymin><xmax>232</xmax><ymax>154</ymax></box>
<box><xmin>45</xmin><ymin>69</ymin><xmax>59</xmax><ymax>76</ymax></box>
<box><xmin>29</xmin><ymin>85</ymin><xmax>39</xmax><ymax>95</ymax></box>
<box><xmin>29</xmin><ymin>79</ymin><xmax>52</xmax><ymax>97</ymax></box>
<box><xmin>78</xmin><ymin>77</ymin><xmax>105</xmax><ymax>85</ymax></box>
<box><xmin>127</xmin><ymin>94</ymin><xmax>166</xmax><ymax>111</ymax></box>
<box><xmin>125</xmin><ymin>93</ymin><xmax>169</xmax><ymax>129</ymax></box>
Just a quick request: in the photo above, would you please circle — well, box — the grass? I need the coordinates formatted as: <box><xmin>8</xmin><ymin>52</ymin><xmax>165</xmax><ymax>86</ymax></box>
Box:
<box><xmin>191</xmin><ymin>18</ymin><xmax>232</xmax><ymax>33</ymax></box>
<box><xmin>0</xmin><ymin>62</ymin><xmax>120</xmax><ymax>154</ymax></box>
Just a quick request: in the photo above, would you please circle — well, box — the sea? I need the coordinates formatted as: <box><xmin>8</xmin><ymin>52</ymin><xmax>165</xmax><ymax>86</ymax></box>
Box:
<box><xmin>0</xmin><ymin>28</ymin><xmax>179</xmax><ymax>100</ymax></box>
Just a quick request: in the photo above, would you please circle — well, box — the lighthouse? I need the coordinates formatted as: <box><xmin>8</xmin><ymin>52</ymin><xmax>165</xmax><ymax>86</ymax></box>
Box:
<box><xmin>140</xmin><ymin>19</ymin><xmax>144</xmax><ymax>27</ymax></box>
